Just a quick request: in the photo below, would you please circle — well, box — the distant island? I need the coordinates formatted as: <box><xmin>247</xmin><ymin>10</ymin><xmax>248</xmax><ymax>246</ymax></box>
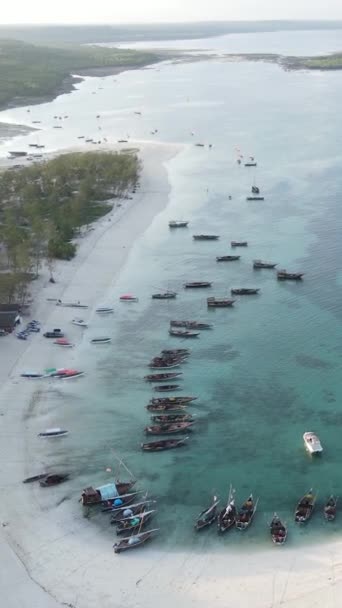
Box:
<box><xmin>219</xmin><ymin>52</ymin><xmax>342</xmax><ymax>71</ymax></box>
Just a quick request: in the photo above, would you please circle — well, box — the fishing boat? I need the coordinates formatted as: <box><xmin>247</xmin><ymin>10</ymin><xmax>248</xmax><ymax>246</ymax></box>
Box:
<box><xmin>247</xmin><ymin>196</ymin><xmax>264</xmax><ymax>201</ymax></box>
<box><xmin>193</xmin><ymin>235</ymin><xmax>219</xmax><ymax>241</ymax></box>
<box><xmin>101</xmin><ymin>491</ymin><xmax>143</xmax><ymax>512</ymax></box>
<box><xmin>21</xmin><ymin>372</ymin><xmax>45</xmax><ymax>379</ymax></box>
<box><xmin>54</xmin><ymin>338</ymin><xmax>74</xmax><ymax>348</ymax></box>
<box><xmin>294</xmin><ymin>489</ymin><xmax>316</xmax><ymax>523</ymax></box>
<box><xmin>91</xmin><ymin>337</ymin><xmax>112</xmax><ymax>344</ymax></box>
<box><xmin>170</xmin><ymin>321</ymin><xmax>212</xmax><ymax>330</ymax></box>
<box><xmin>217</xmin><ymin>486</ymin><xmax>236</xmax><ymax>533</ymax></box>
<box><xmin>195</xmin><ymin>143</ymin><xmax>205</xmax><ymax>147</ymax></box>
<box><xmin>38</xmin><ymin>428</ymin><xmax>69</xmax><ymax>438</ymax></box>
<box><xmin>207</xmin><ymin>297</ymin><xmax>235</xmax><ymax>308</ymax></box>
<box><xmin>151</xmin><ymin>413</ymin><xmax>194</xmax><ymax>424</ymax></box>
<box><xmin>23</xmin><ymin>473</ymin><xmax>49</xmax><ymax>483</ymax></box>
<box><xmin>169</xmin><ymin>329</ymin><xmax>199</xmax><ymax>338</ymax></box>
<box><xmin>152</xmin><ymin>292</ymin><xmax>177</xmax><ymax>300</ymax></box>
<box><xmin>161</xmin><ymin>349</ymin><xmax>190</xmax><ymax>356</ymax></box>
<box><xmin>120</xmin><ymin>294</ymin><xmax>139</xmax><ymax>302</ymax></box>
<box><xmin>56</xmin><ymin>301</ymin><xmax>88</xmax><ymax>309</ymax></box>
<box><xmin>236</xmin><ymin>495</ymin><xmax>259</xmax><ymax>530</ymax></box>
<box><xmin>270</xmin><ymin>514</ymin><xmax>287</xmax><ymax>544</ymax></box>
<box><xmin>169</xmin><ymin>221</ymin><xmax>189</xmax><ymax>228</ymax></box>
<box><xmin>231</xmin><ymin>288</ymin><xmax>260</xmax><ymax>295</ymax></box>
<box><xmin>81</xmin><ymin>482</ymin><xmax>137</xmax><ymax>506</ymax></box>
<box><xmin>149</xmin><ymin>361</ymin><xmax>182</xmax><ymax>370</ymax></box>
<box><xmin>110</xmin><ymin>500</ymin><xmax>156</xmax><ymax>523</ymax></box>
<box><xmin>116</xmin><ymin>510</ymin><xmax>156</xmax><ymax>535</ymax></box>
<box><xmin>39</xmin><ymin>473</ymin><xmax>69</xmax><ymax>487</ymax></box>
<box><xmin>96</xmin><ymin>306</ymin><xmax>114</xmax><ymax>313</ymax></box>
<box><xmin>145</xmin><ymin>421</ymin><xmax>194</xmax><ymax>435</ymax></box>
<box><xmin>150</xmin><ymin>396</ymin><xmax>197</xmax><ymax>405</ymax></box>
<box><xmin>195</xmin><ymin>496</ymin><xmax>220</xmax><ymax>531</ymax></box>
<box><xmin>154</xmin><ymin>384</ymin><xmax>181</xmax><ymax>393</ymax></box>
<box><xmin>216</xmin><ymin>255</ymin><xmax>240</xmax><ymax>262</ymax></box>
<box><xmin>303</xmin><ymin>432</ymin><xmax>323</xmax><ymax>455</ymax></box>
<box><xmin>244</xmin><ymin>161</ymin><xmax>257</xmax><ymax>167</ymax></box>
<box><xmin>231</xmin><ymin>241</ymin><xmax>248</xmax><ymax>247</ymax></box>
<box><xmin>72</xmin><ymin>319</ymin><xmax>88</xmax><ymax>327</ymax></box>
<box><xmin>141</xmin><ymin>437</ymin><xmax>188</xmax><ymax>451</ymax></box>
<box><xmin>253</xmin><ymin>260</ymin><xmax>277</xmax><ymax>269</ymax></box>
<box><xmin>277</xmin><ymin>270</ymin><xmax>304</xmax><ymax>281</ymax></box>
<box><xmin>146</xmin><ymin>403</ymin><xmax>188</xmax><ymax>412</ymax></box>
<box><xmin>113</xmin><ymin>529</ymin><xmax>159</xmax><ymax>553</ymax></box>
<box><xmin>8</xmin><ymin>151</ymin><xmax>28</xmax><ymax>158</ymax></box>
<box><xmin>184</xmin><ymin>282</ymin><xmax>212</xmax><ymax>288</ymax></box>
<box><xmin>324</xmin><ymin>496</ymin><xmax>338</xmax><ymax>521</ymax></box>
<box><xmin>144</xmin><ymin>372</ymin><xmax>183</xmax><ymax>382</ymax></box>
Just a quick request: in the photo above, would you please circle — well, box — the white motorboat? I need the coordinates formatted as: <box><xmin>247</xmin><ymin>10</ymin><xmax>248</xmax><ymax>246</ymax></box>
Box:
<box><xmin>303</xmin><ymin>432</ymin><xmax>323</xmax><ymax>454</ymax></box>
<box><xmin>72</xmin><ymin>318</ymin><xmax>88</xmax><ymax>327</ymax></box>
<box><xmin>38</xmin><ymin>428</ymin><xmax>69</xmax><ymax>438</ymax></box>
<box><xmin>96</xmin><ymin>307</ymin><xmax>114</xmax><ymax>314</ymax></box>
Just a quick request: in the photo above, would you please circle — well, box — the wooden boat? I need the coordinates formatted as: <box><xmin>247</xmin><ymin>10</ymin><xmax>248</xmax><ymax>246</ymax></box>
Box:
<box><xmin>270</xmin><ymin>514</ymin><xmax>287</xmax><ymax>544</ymax></box>
<box><xmin>96</xmin><ymin>306</ymin><xmax>114</xmax><ymax>313</ymax></box>
<box><xmin>120</xmin><ymin>294</ymin><xmax>139</xmax><ymax>302</ymax></box>
<box><xmin>82</xmin><ymin>482</ymin><xmax>137</xmax><ymax>506</ymax></box>
<box><xmin>161</xmin><ymin>349</ymin><xmax>190</xmax><ymax>356</ymax></box>
<box><xmin>146</xmin><ymin>403</ymin><xmax>188</xmax><ymax>412</ymax></box>
<box><xmin>145</xmin><ymin>421</ymin><xmax>194</xmax><ymax>435</ymax></box>
<box><xmin>91</xmin><ymin>337</ymin><xmax>112</xmax><ymax>344</ymax></box>
<box><xmin>217</xmin><ymin>486</ymin><xmax>236</xmax><ymax>533</ymax></box>
<box><xmin>154</xmin><ymin>384</ymin><xmax>181</xmax><ymax>392</ymax></box>
<box><xmin>54</xmin><ymin>338</ymin><xmax>74</xmax><ymax>348</ymax></box>
<box><xmin>253</xmin><ymin>260</ymin><xmax>277</xmax><ymax>269</ymax></box>
<box><xmin>231</xmin><ymin>241</ymin><xmax>248</xmax><ymax>247</ymax></box>
<box><xmin>193</xmin><ymin>235</ymin><xmax>219</xmax><ymax>241</ymax></box>
<box><xmin>195</xmin><ymin>496</ymin><xmax>220</xmax><ymax>530</ymax></box>
<box><xmin>207</xmin><ymin>297</ymin><xmax>235</xmax><ymax>308</ymax></box>
<box><xmin>101</xmin><ymin>491</ymin><xmax>143</xmax><ymax>512</ymax></box>
<box><xmin>184</xmin><ymin>282</ymin><xmax>212</xmax><ymax>288</ymax></box>
<box><xmin>245</xmin><ymin>162</ymin><xmax>257</xmax><ymax>167</ymax></box>
<box><xmin>21</xmin><ymin>372</ymin><xmax>45</xmax><ymax>379</ymax></box>
<box><xmin>38</xmin><ymin>428</ymin><xmax>69</xmax><ymax>438</ymax></box>
<box><xmin>324</xmin><ymin>496</ymin><xmax>338</xmax><ymax>521</ymax></box>
<box><xmin>170</xmin><ymin>321</ymin><xmax>212</xmax><ymax>330</ymax></box>
<box><xmin>231</xmin><ymin>288</ymin><xmax>260</xmax><ymax>295</ymax></box>
<box><xmin>303</xmin><ymin>432</ymin><xmax>323</xmax><ymax>455</ymax></box>
<box><xmin>169</xmin><ymin>221</ymin><xmax>189</xmax><ymax>228</ymax></box>
<box><xmin>236</xmin><ymin>494</ymin><xmax>259</xmax><ymax>530</ymax></box>
<box><xmin>294</xmin><ymin>489</ymin><xmax>316</xmax><ymax>523</ymax></box>
<box><xmin>39</xmin><ymin>473</ymin><xmax>69</xmax><ymax>487</ymax></box>
<box><xmin>151</xmin><ymin>413</ymin><xmax>194</xmax><ymax>423</ymax></box>
<box><xmin>113</xmin><ymin>528</ymin><xmax>159</xmax><ymax>553</ymax></box>
<box><xmin>277</xmin><ymin>270</ymin><xmax>304</xmax><ymax>281</ymax></box>
<box><xmin>247</xmin><ymin>196</ymin><xmax>264</xmax><ymax>201</ymax></box>
<box><xmin>116</xmin><ymin>509</ymin><xmax>156</xmax><ymax>535</ymax></box>
<box><xmin>216</xmin><ymin>255</ymin><xmax>240</xmax><ymax>262</ymax></box>
<box><xmin>23</xmin><ymin>473</ymin><xmax>48</xmax><ymax>484</ymax></box>
<box><xmin>152</xmin><ymin>292</ymin><xmax>177</xmax><ymax>299</ymax></box>
<box><xmin>144</xmin><ymin>372</ymin><xmax>183</xmax><ymax>382</ymax></box>
<box><xmin>110</xmin><ymin>500</ymin><xmax>156</xmax><ymax>523</ymax></box>
<box><xmin>141</xmin><ymin>437</ymin><xmax>188</xmax><ymax>451</ymax></box>
<box><xmin>149</xmin><ymin>362</ymin><xmax>182</xmax><ymax>370</ymax></box>
<box><xmin>149</xmin><ymin>396</ymin><xmax>197</xmax><ymax>405</ymax></box>
<box><xmin>169</xmin><ymin>329</ymin><xmax>199</xmax><ymax>338</ymax></box>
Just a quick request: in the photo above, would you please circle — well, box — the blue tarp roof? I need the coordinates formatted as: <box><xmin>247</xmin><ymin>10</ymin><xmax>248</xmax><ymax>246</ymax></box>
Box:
<box><xmin>97</xmin><ymin>483</ymin><xmax>119</xmax><ymax>500</ymax></box>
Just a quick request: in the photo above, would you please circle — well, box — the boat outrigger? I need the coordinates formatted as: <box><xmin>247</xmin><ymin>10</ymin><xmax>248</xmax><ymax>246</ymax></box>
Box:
<box><xmin>270</xmin><ymin>514</ymin><xmax>287</xmax><ymax>544</ymax></box>
<box><xmin>195</xmin><ymin>496</ymin><xmax>220</xmax><ymax>531</ymax></box>
<box><xmin>236</xmin><ymin>494</ymin><xmax>258</xmax><ymax>530</ymax></box>
<box><xmin>294</xmin><ymin>489</ymin><xmax>316</xmax><ymax>523</ymax></box>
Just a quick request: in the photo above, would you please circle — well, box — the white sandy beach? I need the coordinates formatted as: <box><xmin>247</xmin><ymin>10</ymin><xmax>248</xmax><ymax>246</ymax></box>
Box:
<box><xmin>1</xmin><ymin>141</ymin><xmax>342</xmax><ymax>608</ymax></box>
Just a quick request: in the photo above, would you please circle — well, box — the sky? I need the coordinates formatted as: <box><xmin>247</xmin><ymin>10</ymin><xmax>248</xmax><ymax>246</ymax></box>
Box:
<box><xmin>2</xmin><ymin>0</ymin><xmax>342</xmax><ymax>25</ymax></box>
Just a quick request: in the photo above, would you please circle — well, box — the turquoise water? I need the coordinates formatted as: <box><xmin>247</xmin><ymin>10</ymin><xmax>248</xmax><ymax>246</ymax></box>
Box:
<box><xmin>2</xmin><ymin>31</ymin><xmax>342</xmax><ymax>549</ymax></box>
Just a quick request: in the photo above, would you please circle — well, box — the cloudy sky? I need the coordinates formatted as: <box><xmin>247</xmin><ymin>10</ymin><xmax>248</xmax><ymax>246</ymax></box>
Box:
<box><xmin>3</xmin><ymin>0</ymin><xmax>342</xmax><ymax>24</ymax></box>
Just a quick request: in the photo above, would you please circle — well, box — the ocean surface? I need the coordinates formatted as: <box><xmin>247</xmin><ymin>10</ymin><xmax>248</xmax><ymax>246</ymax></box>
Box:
<box><xmin>1</xmin><ymin>29</ymin><xmax>342</xmax><ymax>550</ymax></box>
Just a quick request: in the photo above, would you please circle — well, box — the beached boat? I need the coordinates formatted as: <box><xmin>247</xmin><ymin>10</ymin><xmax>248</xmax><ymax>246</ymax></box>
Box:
<box><xmin>253</xmin><ymin>260</ymin><xmax>277</xmax><ymax>269</ymax></box>
<box><xmin>195</xmin><ymin>496</ymin><xmax>220</xmax><ymax>531</ymax></box>
<box><xmin>303</xmin><ymin>432</ymin><xmax>323</xmax><ymax>455</ymax></box>
<box><xmin>151</xmin><ymin>413</ymin><xmax>194</xmax><ymax>424</ymax></box>
<box><xmin>231</xmin><ymin>288</ymin><xmax>260</xmax><ymax>295</ymax></box>
<box><xmin>231</xmin><ymin>241</ymin><xmax>248</xmax><ymax>247</ymax></box>
<box><xmin>217</xmin><ymin>487</ymin><xmax>236</xmax><ymax>533</ymax></box>
<box><xmin>113</xmin><ymin>529</ymin><xmax>159</xmax><ymax>553</ymax></box>
<box><xmin>277</xmin><ymin>270</ymin><xmax>304</xmax><ymax>281</ymax></box>
<box><xmin>294</xmin><ymin>489</ymin><xmax>316</xmax><ymax>523</ymax></box>
<box><xmin>145</xmin><ymin>421</ymin><xmax>194</xmax><ymax>435</ymax></box>
<box><xmin>154</xmin><ymin>384</ymin><xmax>181</xmax><ymax>392</ymax></box>
<box><xmin>96</xmin><ymin>306</ymin><xmax>114</xmax><ymax>313</ymax></box>
<box><xmin>169</xmin><ymin>221</ymin><xmax>189</xmax><ymax>228</ymax></box>
<box><xmin>184</xmin><ymin>282</ymin><xmax>212</xmax><ymax>288</ymax></box>
<box><xmin>324</xmin><ymin>496</ymin><xmax>338</xmax><ymax>521</ymax></box>
<box><xmin>56</xmin><ymin>301</ymin><xmax>88</xmax><ymax>309</ymax></box>
<box><xmin>116</xmin><ymin>510</ymin><xmax>156</xmax><ymax>535</ymax></box>
<box><xmin>193</xmin><ymin>235</ymin><xmax>219</xmax><ymax>241</ymax></box>
<box><xmin>152</xmin><ymin>292</ymin><xmax>177</xmax><ymax>300</ymax></box>
<box><xmin>207</xmin><ymin>297</ymin><xmax>235</xmax><ymax>308</ymax></box>
<box><xmin>169</xmin><ymin>329</ymin><xmax>199</xmax><ymax>338</ymax></box>
<box><xmin>120</xmin><ymin>294</ymin><xmax>139</xmax><ymax>302</ymax></box>
<box><xmin>47</xmin><ymin>368</ymin><xmax>84</xmax><ymax>380</ymax></box>
<box><xmin>270</xmin><ymin>514</ymin><xmax>287</xmax><ymax>544</ymax></box>
<box><xmin>54</xmin><ymin>338</ymin><xmax>74</xmax><ymax>348</ymax></box>
<box><xmin>38</xmin><ymin>428</ymin><xmax>69</xmax><ymax>438</ymax></box>
<box><xmin>141</xmin><ymin>437</ymin><xmax>188</xmax><ymax>451</ymax></box>
<box><xmin>72</xmin><ymin>319</ymin><xmax>88</xmax><ymax>327</ymax></box>
<box><xmin>236</xmin><ymin>495</ymin><xmax>258</xmax><ymax>530</ymax></box>
<box><xmin>91</xmin><ymin>337</ymin><xmax>112</xmax><ymax>344</ymax></box>
<box><xmin>216</xmin><ymin>255</ymin><xmax>240</xmax><ymax>262</ymax></box>
<box><xmin>81</xmin><ymin>481</ymin><xmax>137</xmax><ymax>506</ymax></box>
<box><xmin>170</xmin><ymin>321</ymin><xmax>212</xmax><ymax>330</ymax></box>
<box><xmin>39</xmin><ymin>473</ymin><xmax>69</xmax><ymax>487</ymax></box>
<box><xmin>144</xmin><ymin>372</ymin><xmax>183</xmax><ymax>382</ymax></box>
<box><xmin>21</xmin><ymin>372</ymin><xmax>45</xmax><ymax>379</ymax></box>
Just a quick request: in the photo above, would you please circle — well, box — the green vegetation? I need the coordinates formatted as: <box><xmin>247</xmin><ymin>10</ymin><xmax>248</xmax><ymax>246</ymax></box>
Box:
<box><xmin>300</xmin><ymin>54</ymin><xmax>342</xmax><ymax>69</ymax></box>
<box><xmin>0</xmin><ymin>151</ymin><xmax>141</xmax><ymax>303</ymax></box>
<box><xmin>0</xmin><ymin>39</ymin><xmax>160</xmax><ymax>108</ymax></box>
